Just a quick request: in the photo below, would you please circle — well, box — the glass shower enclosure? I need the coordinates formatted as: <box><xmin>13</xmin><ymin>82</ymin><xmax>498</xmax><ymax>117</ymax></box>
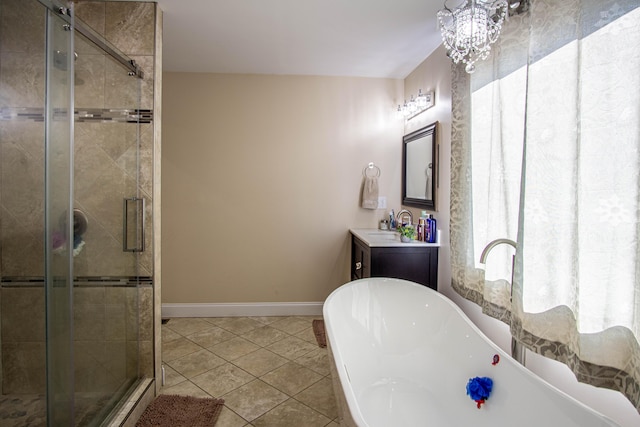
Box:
<box><xmin>0</xmin><ymin>0</ymin><xmax>149</xmax><ymax>425</ymax></box>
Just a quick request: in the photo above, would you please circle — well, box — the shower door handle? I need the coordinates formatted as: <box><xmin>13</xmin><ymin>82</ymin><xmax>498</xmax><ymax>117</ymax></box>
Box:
<box><xmin>123</xmin><ymin>197</ymin><xmax>145</xmax><ymax>252</ymax></box>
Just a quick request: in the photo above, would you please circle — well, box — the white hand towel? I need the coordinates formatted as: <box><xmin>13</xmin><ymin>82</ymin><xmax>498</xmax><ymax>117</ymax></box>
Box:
<box><xmin>361</xmin><ymin>176</ymin><xmax>379</xmax><ymax>209</ymax></box>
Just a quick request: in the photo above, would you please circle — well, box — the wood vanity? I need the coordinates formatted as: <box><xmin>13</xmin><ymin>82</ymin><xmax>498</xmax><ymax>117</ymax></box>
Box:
<box><xmin>350</xmin><ymin>228</ymin><xmax>439</xmax><ymax>291</ymax></box>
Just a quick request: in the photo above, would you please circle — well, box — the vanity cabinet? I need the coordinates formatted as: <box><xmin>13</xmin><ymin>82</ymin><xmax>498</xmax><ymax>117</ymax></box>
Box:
<box><xmin>351</xmin><ymin>234</ymin><xmax>438</xmax><ymax>291</ymax></box>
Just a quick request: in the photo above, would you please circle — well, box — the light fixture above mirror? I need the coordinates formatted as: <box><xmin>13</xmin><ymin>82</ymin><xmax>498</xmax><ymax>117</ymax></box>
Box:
<box><xmin>397</xmin><ymin>89</ymin><xmax>435</xmax><ymax>121</ymax></box>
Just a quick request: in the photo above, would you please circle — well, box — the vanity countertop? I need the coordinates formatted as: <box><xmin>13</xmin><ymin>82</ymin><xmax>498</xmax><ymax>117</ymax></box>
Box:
<box><xmin>350</xmin><ymin>228</ymin><xmax>441</xmax><ymax>248</ymax></box>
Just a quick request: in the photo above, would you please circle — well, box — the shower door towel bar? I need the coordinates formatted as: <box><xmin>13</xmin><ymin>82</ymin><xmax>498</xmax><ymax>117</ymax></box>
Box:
<box><xmin>123</xmin><ymin>197</ymin><xmax>145</xmax><ymax>252</ymax></box>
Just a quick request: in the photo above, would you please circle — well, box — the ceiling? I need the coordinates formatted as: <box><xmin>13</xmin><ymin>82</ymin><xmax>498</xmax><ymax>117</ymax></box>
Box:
<box><xmin>155</xmin><ymin>0</ymin><xmax>446</xmax><ymax>79</ymax></box>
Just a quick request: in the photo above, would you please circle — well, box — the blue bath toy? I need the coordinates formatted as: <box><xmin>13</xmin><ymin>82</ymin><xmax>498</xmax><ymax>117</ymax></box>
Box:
<box><xmin>466</xmin><ymin>376</ymin><xmax>493</xmax><ymax>409</ymax></box>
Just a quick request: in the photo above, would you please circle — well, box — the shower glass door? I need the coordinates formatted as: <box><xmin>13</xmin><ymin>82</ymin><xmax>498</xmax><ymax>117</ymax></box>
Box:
<box><xmin>44</xmin><ymin>4</ymin><xmax>74</xmax><ymax>425</ymax></box>
<box><xmin>71</xmin><ymin>13</ymin><xmax>143</xmax><ymax>425</ymax></box>
<box><xmin>44</xmin><ymin>2</ymin><xmax>144</xmax><ymax>424</ymax></box>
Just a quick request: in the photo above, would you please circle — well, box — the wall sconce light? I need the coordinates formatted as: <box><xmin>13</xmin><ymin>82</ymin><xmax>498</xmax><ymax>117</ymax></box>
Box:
<box><xmin>397</xmin><ymin>89</ymin><xmax>435</xmax><ymax>120</ymax></box>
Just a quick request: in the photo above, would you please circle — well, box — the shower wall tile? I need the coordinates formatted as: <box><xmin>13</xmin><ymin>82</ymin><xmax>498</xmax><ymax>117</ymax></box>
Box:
<box><xmin>0</xmin><ymin>126</ymin><xmax>45</xmax><ymax>277</ymax></box>
<box><xmin>0</xmin><ymin>52</ymin><xmax>45</xmax><ymax>108</ymax></box>
<box><xmin>104</xmin><ymin>340</ymin><xmax>127</xmax><ymax>388</ymax></box>
<box><xmin>74</xmin><ymin>301</ymin><xmax>106</xmax><ymax>341</ymax></box>
<box><xmin>139</xmin><ymin>285</ymin><xmax>153</xmax><ymax>342</ymax></box>
<box><xmin>75</xmin><ymin>286</ymin><xmax>106</xmax><ymax>305</ymax></box>
<box><xmin>0</xmin><ymin>225</ymin><xmax>44</xmax><ymax>277</ymax></box>
<box><xmin>74</xmin><ymin>231</ymin><xmax>135</xmax><ymax>277</ymax></box>
<box><xmin>0</xmin><ymin>287</ymin><xmax>45</xmax><ymax>342</ymax></box>
<box><xmin>130</xmin><ymin>54</ymin><xmax>154</xmax><ymax>110</ymax></box>
<box><xmin>106</xmin><ymin>286</ymin><xmax>126</xmax><ymax>304</ymax></box>
<box><xmin>0</xmin><ymin>115</ymin><xmax>45</xmax><ymax>162</ymax></box>
<box><xmin>138</xmin><ymin>123</ymin><xmax>154</xmax><ymax>196</ymax></box>
<box><xmin>106</xmin><ymin>303</ymin><xmax>126</xmax><ymax>341</ymax></box>
<box><xmin>75</xmin><ymin>340</ymin><xmax>127</xmax><ymax>393</ymax></box>
<box><xmin>128</xmin><ymin>339</ymin><xmax>153</xmax><ymax>379</ymax></box>
<box><xmin>74</xmin><ymin>126</ymin><xmax>117</xmax><ymax>199</ymax></box>
<box><xmin>78</xmin><ymin>159</ymin><xmax>137</xmax><ymax>244</ymax></box>
<box><xmin>139</xmin><ymin>339</ymin><xmax>153</xmax><ymax>377</ymax></box>
<box><xmin>75</xmin><ymin>1</ymin><xmax>106</xmax><ymax>37</ymax></box>
<box><xmin>125</xmin><ymin>287</ymin><xmax>137</xmax><ymax>342</ymax></box>
<box><xmin>0</xmin><ymin>0</ymin><xmax>45</xmax><ymax>54</ymax></box>
<box><xmin>1</xmin><ymin>342</ymin><xmax>45</xmax><ymax>394</ymax></box>
<box><xmin>139</xmin><ymin>196</ymin><xmax>153</xmax><ymax>276</ymax></box>
<box><xmin>74</xmin><ymin>53</ymin><xmax>106</xmax><ymax>108</ymax></box>
<box><xmin>1</xmin><ymin>138</ymin><xmax>44</xmax><ymax>222</ymax></box>
<box><xmin>105</xmin><ymin>2</ymin><xmax>155</xmax><ymax>56</ymax></box>
<box><xmin>104</xmin><ymin>58</ymin><xmax>141</xmax><ymax>109</ymax></box>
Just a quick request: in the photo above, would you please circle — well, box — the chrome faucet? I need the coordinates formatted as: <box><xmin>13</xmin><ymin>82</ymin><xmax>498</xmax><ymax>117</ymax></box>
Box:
<box><xmin>479</xmin><ymin>238</ymin><xmax>516</xmax><ymax>263</ymax></box>
<box><xmin>396</xmin><ymin>209</ymin><xmax>413</xmax><ymax>226</ymax></box>
<box><xmin>479</xmin><ymin>238</ymin><xmax>526</xmax><ymax>366</ymax></box>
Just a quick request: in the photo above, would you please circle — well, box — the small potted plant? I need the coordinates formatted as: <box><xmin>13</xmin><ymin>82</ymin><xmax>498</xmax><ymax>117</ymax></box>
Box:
<box><xmin>398</xmin><ymin>224</ymin><xmax>416</xmax><ymax>243</ymax></box>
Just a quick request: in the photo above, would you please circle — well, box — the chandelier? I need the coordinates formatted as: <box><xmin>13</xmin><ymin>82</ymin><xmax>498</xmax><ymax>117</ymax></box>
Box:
<box><xmin>437</xmin><ymin>0</ymin><xmax>509</xmax><ymax>73</ymax></box>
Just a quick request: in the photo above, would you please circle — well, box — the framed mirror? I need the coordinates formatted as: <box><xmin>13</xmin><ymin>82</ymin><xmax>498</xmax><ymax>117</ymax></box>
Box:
<box><xmin>402</xmin><ymin>122</ymin><xmax>437</xmax><ymax>210</ymax></box>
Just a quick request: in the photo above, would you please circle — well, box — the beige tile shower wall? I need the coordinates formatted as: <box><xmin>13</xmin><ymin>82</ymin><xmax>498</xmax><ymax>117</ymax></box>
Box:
<box><xmin>74</xmin><ymin>1</ymin><xmax>155</xmax><ymax>278</ymax></box>
<box><xmin>162</xmin><ymin>73</ymin><xmax>404</xmax><ymax>304</ymax></box>
<box><xmin>0</xmin><ymin>1</ymin><xmax>159</xmax><ymax>394</ymax></box>
<box><xmin>75</xmin><ymin>1</ymin><xmax>158</xmax><ymax>384</ymax></box>
<box><xmin>0</xmin><ymin>283</ymin><xmax>152</xmax><ymax>395</ymax></box>
<box><xmin>0</xmin><ymin>0</ymin><xmax>46</xmax><ymax>277</ymax></box>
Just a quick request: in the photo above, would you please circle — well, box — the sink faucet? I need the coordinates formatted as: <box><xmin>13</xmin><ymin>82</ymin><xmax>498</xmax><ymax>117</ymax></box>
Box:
<box><xmin>396</xmin><ymin>209</ymin><xmax>413</xmax><ymax>226</ymax></box>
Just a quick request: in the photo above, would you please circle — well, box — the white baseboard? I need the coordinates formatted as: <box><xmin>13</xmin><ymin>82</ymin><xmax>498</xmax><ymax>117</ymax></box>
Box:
<box><xmin>161</xmin><ymin>302</ymin><xmax>324</xmax><ymax>318</ymax></box>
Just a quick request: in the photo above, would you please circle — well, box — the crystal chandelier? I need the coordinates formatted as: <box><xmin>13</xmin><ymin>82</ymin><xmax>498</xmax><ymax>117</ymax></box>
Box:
<box><xmin>437</xmin><ymin>0</ymin><xmax>509</xmax><ymax>73</ymax></box>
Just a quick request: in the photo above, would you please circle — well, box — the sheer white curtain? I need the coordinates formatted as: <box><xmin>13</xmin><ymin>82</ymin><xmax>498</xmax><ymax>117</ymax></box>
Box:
<box><xmin>450</xmin><ymin>0</ymin><xmax>640</xmax><ymax>411</ymax></box>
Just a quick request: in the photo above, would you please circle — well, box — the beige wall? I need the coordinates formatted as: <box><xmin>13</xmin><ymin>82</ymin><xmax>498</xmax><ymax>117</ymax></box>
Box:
<box><xmin>401</xmin><ymin>44</ymin><xmax>452</xmax><ymax>296</ymax></box>
<box><xmin>162</xmin><ymin>73</ymin><xmax>404</xmax><ymax>303</ymax></box>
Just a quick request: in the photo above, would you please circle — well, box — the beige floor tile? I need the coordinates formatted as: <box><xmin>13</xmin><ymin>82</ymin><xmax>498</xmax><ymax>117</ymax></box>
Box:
<box><xmin>215</xmin><ymin>406</ymin><xmax>250</xmax><ymax>427</ymax></box>
<box><xmin>212</xmin><ymin>317</ymin><xmax>264</xmax><ymax>335</ymax></box>
<box><xmin>191</xmin><ymin>362</ymin><xmax>255</xmax><ymax>397</ymax></box>
<box><xmin>269</xmin><ymin>317</ymin><xmax>312</xmax><ymax>335</ymax></box>
<box><xmin>294</xmin><ymin>377</ymin><xmax>337</xmax><ymax>419</ymax></box>
<box><xmin>294</xmin><ymin>348</ymin><xmax>331</xmax><ymax>376</ymax></box>
<box><xmin>232</xmin><ymin>348</ymin><xmax>288</xmax><ymax>377</ymax></box>
<box><xmin>250</xmin><ymin>316</ymin><xmax>288</xmax><ymax>325</ymax></box>
<box><xmin>266</xmin><ymin>335</ymin><xmax>317</xmax><ymax>360</ymax></box>
<box><xmin>260</xmin><ymin>362</ymin><xmax>322</xmax><ymax>396</ymax></box>
<box><xmin>161</xmin><ymin>337</ymin><xmax>203</xmax><ymax>362</ymax></box>
<box><xmin>167</xmin><ymin>348</ymin><xmax>226</xmax><ymax>379</ymax></box>
<box><xmin>165</xmin><ymin>318</ymin><xmax>214</xmax><ymax>336</ymax></box>
<box><xmin>325</xmin><ymin>421</ymin><xmax>339</xmax><ymax>426</ymax></box>
<box><xmin>210</xmin><ymin>336</ymin><xmax>260</xmax><ymax>361</ymax></box>
<box><xmin>161</xmin><ymin>325</ymin><xmax>182</xmax><ymax>343</ymax></box>
<box><xmin>252</xmin><ymin>398</ymin><xmax>331</xmax><ymax>427</ymax></box>
<box><xmin>161</xmin><ymin>364</ymin><xmax>187</xmax><ymax>388</ymax></box>
<box><xmin>222</xmin><ymin>379</ymin><xmax>288</xmax><ymax>422</ymax></box>
<box><xmin>187</xmin><ymin>326</ymin><xmax>235</xmax><ymax>348</ymax></box>
<box><xmin>159</xmin><ymin>316</ymin><xmax>337</xmax><ymax>427</ymax></box>
<box><xmin>294</xmin><ymin>325</ymin><xmax>320</xmax><ymax>345</ymax></box>
<box><xmin>160</xmin><ymin>380</ymin><xmax>210</xmax><ymax>398</ymax></box>
<box><xmin>241</xmin><ymin>325</ymin><xmax>289</xmax><ymax>347</ymax></box>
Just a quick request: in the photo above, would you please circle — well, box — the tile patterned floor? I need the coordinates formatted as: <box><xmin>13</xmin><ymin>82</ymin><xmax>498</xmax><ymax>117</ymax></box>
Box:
<box><xmin>161</xmin><ymin>316</ymin><xmax>338</xmax><ymax>427</ymax></box>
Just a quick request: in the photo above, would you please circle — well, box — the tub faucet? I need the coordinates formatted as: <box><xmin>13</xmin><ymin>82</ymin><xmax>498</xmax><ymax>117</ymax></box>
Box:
<box><xmin>479</xmin><ymin>238</ymin><xmax>526</xmax><ymax>366</ymax></box>
<box><xmin>396</xmin><ymin>209</ymin><xmax>413</xmax><ymax>226</ymax></box>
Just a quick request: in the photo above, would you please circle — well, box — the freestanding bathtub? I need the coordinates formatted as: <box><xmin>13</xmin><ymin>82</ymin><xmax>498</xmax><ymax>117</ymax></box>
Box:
<box><xmin>323</xmin><ymin>278</ymin><xmax>620</xmax><ymax>427</ymax></box>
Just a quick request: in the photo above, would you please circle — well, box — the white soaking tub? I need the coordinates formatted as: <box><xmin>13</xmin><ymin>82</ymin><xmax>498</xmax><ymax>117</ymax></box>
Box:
<box><xmin>323</xmin><ymin>278</ymin><xmax>619</xmax><ymax>427</ymax></box>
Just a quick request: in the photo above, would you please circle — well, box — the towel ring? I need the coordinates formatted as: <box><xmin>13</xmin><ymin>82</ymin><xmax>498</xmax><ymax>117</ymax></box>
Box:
<box><xmin>363</xmin><ymin>162</ymin><xmax>381</xmax><ymax>178</ymax></box>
